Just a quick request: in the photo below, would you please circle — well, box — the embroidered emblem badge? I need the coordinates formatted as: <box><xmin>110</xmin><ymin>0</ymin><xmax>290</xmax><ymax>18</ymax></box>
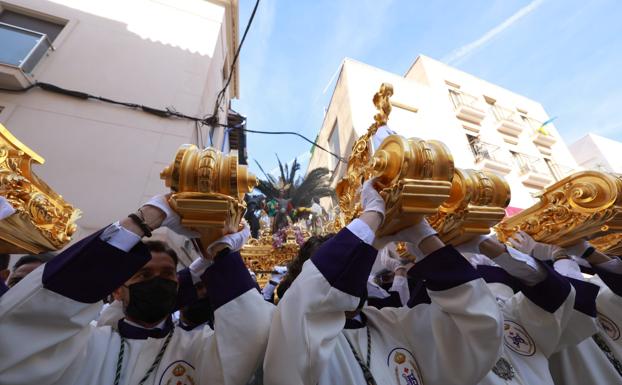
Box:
<box><xmin>492</xmin><ymin>357</ymin><xmax>515</xmax><ymax>381</ymax></box>
<box><xmin>387</xmin><ymin>348</ymin><xmax>424</xmax><ymax>385</ymax></box>
<box><xmin>503</xmin><ymin>320</ymin><xmax>536</xmax><ymax>356</ymax></box>
<box><xmin>159</xmin><ymin>360</ymin><xmax>196</xmax><ymax>385</ymax></box>
<box><xmin>597</xmin><ymin>312</ymin><xmax>621</xmax><ymax>341</ymax></box>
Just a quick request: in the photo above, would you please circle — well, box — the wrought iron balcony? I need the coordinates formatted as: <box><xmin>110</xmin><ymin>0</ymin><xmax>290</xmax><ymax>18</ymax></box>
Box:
<box><xmin>513</xmin><ymin>152</ymin><xmax>553</xmax><ymax>188</ymax></box>
<box><xmin>548</xmin><ymin>162</ymin><xmax>575</xmax><ymax>181</ymax></box>
<box><xmin>449</xmin><ymin>89</ymin><xmax>486</xmax><ymax>125</ymax></box>
<box><xmin>492</xmin><ymin>105</ymin><xmax>524</xmax><ymax>143</ymax></box>
<box><xmin>521</xmin><ymin>116</ymin><xmax>557</xmax><ymax>150</ymax></box>
<box><xmin>469</xmin><ymin>139</ymin><xmax>512</xmax><ymax>175</ymax></box>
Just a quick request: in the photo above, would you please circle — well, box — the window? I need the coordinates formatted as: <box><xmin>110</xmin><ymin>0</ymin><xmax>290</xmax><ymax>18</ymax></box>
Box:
<box><xmin>328</xmin><ymin>120</ymin><xmax>340</xmax><ymax>170</ymax></box>
<box><xmin>0</xmin><ymin>9</ymin><xmax>64</xmax><ymax>73</ymax></box>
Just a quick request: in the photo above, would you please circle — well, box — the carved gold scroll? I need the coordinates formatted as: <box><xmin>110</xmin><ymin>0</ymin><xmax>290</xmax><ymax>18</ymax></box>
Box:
<box><xmin>160</xmin><ymin>145</ymin><xmax>257</xmax><ymax>247</ymax></box>
<box><xmin>335</xmin><ymin>83</ymin><xmax>510</xmax><ymax>243</ymax></box>
<box><xmin>0</xmin><ymin>124</ymin><xmax>79</xmax><ymax>253</ymax></box>
<box><xmin>495</xmin><ymin>171</ymin><xmax>622</xmax><ymax>247</ymax></box>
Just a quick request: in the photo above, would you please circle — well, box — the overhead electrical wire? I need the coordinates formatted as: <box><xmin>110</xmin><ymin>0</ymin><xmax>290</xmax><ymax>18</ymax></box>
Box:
<box><xmin>0</xmin><ymin>81</ymin><xmax>345</xmax><ymax>162</ymax></box>
<box><xmin>211</xmin><ymin>0</ymin><xmax>261</xmax><ymax>120</ymax></box>
<box><xmin>0</xmin><ymin>0</ymin><xmax>346</xmax><ymax>164</ymax></box>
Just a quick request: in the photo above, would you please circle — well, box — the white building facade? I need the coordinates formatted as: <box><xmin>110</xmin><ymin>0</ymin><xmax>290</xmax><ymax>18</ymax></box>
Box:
<box><xmin>0</xmin><ymin>0</ymin><xmax>240</xmax><ymax>247</ymax></box>
<box><xmin>570</xmin><ymin>133</ymin><xmax>622</xmax><ymax>174</ymax></box>
<box><xmin>308</xmin><ymin>55</ymin><xmax>579</xmax><ymax>211</ymax></box>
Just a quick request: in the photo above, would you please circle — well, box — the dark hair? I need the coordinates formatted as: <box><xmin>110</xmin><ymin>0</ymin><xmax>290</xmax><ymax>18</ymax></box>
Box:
<box><xmin>13</xmin><ymin>252</ymin><xmax>54</xmax><ymax>271</ymax></box>
<box><xmin>276</xmin><ymin>233</ymin><xmax>335</xmax><ymax>298</ymax></box>
<box><xmin>0</xmin><ymin>254</ymin><xmax>10</xmax><ymax>270</ymax></box>
<box><xmin>143</xmin><ymin>240</ymin><xmax>178</xmax><ymax>265</ymax></box>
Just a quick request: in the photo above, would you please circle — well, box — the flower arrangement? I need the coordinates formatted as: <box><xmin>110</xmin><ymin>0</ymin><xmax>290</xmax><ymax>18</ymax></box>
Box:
<box><xmin>272</xmin><ymin>226</ymin><xmax>306</xmax><ymax>248</ymax></box>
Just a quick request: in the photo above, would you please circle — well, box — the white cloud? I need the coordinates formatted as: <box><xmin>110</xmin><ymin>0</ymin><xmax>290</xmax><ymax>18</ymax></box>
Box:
<box><xmin>443</xmin><ymin>0</ymin><xmax>545</xmax><ymax>64</ymax></box>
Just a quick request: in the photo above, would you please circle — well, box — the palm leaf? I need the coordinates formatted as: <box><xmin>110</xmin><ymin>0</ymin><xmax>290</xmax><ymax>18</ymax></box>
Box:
<box><xmin>290</xmin><ymin>167</ymin><xmax>333</xmax><ymax>207</ymax></box>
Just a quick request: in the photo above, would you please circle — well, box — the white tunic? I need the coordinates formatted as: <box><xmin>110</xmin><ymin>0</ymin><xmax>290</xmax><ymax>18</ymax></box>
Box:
<box><xmin>263</xmin><ymin>223</ymin><xmax>503</xmax><ymax>385</ymax></box>
<box><xmin>549</xmin><ymin>272</ymin><xmax>622</xmax><ymax>385</ymax></box>
<box><xmin>476</xmin><ymin>280</ymin><xmax>578</xmax><ymax>385</ymax></box>
<box><xmin>0</xmin><ymin>236</ymin><xmax>273</xmax><ymax>385</ymax></box>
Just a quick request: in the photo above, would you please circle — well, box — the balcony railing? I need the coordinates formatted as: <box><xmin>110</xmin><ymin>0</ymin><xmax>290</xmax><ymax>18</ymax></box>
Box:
<box><xmin>449</xmin><ymin>89</ymin><xmax>486</xmax><ymax>124</ymax></box>
<box><xmin>513</xmin><ymin>152</ymin><xmax>553</xmax><ymax>187</ymax></box>
<box><xmin>513</xmin><ymin>153</ymin><xmax>549</xmax><ymax>174</ymax></box>
<box><xmin>520</xmin><ymin>116</ymin><xmax>543</xmax><ymax>130</ymax></box>
<box><xmin>492</xmin><ymin>105</ymin><xmax>520</xmax><ymax>123</ymax></box>
<box><xmin>492</xmin><ymin>105</ymin><xmax>524</xmax><ymax>142</ymax></box>
<box><xmin>547</xmin><ymin>162</ymin><xmax>575</xmax><ymax>181</ymax></box>
<box><xmin>449</xmin><ymin>89</ymin><xmax>480</xmax><ymax>110</ymax></box>
<box><xmin>469</xmin><ymin>139</ymin><xmax>512</xmax><ymax>174</ymax></box>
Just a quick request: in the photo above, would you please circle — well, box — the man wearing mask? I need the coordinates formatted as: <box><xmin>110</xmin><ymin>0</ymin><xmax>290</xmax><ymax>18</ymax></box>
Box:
<box><xmin>0</xmin><ymin>195</ymin><xmax>273</xmax><ymax>385</ymax></box>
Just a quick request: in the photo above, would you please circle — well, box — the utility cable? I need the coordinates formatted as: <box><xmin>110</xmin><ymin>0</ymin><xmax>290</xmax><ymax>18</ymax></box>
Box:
<box><xmin>0</xmin><ymin>81</ymin><xmax>345</xmax><ymax>162</ymax></box>
<box><xmin>212</xmin><ymin>0</ymin><xmax>261</xmax><ymax>120</ymax></box>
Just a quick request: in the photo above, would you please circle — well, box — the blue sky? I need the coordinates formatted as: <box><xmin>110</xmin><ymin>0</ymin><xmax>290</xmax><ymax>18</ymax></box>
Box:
<box><xmin>232</xmin><ymin>0</ymin><xmax>622</xmax><ymax>177</ymax></box>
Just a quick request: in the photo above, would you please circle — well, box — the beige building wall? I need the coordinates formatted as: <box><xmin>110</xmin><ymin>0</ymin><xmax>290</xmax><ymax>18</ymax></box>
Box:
<box><xmin>0</xmin><ymin>0</ymin><xmax>239</xmax><ymax>251</ymax></box>
<box><xmin>309</xmin><ymin>55</ymin><xmax>580</xmax><ymax>210</ymax></box>
<box><xmin>570</xmin><ymin>133</ymin><xmax>622</xmax><ymax>174</ymax></box>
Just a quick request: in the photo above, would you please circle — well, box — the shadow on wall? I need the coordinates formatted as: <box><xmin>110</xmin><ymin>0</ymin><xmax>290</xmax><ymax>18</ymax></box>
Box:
<box><xmin>0</xmin><ymin>0</ymin><xmax>228</xmax><ymax>238</ymax></box>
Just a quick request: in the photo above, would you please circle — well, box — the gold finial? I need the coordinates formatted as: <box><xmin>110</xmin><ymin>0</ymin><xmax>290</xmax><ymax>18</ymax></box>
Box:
<box><xmin>372</xmin><ymin>83</ymin><xmax>394</xmax><ymax>128</ymax></box>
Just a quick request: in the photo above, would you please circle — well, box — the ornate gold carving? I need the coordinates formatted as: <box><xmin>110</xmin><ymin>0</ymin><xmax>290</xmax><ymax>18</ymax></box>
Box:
<box><xmin>495</xmin><ymin>171</ymin><xmax>622</xmax><ymax>247</ymax></box>
<box><xmin>335</xmin><ymin>83</ymin><xmax>455</xmax><ymax>237</ymax></box>
<box><xmin>160</xmin><ymin>145</ymin><xmax>257</xmax><ymax>247</ymax></box>
<box><xmin>240</xmin><ymin>227</ymin><xmax>308</xmax><ymax>287</ymax></box>
<box><xmin>591</xmin><ymin>233</ymin><xmax>622</xmax><ymax>256</ymax></box>
<box><xmin>0</xmin><ymin>124</ymin><xmax>79</xmax><ymax>253</ymax></box>
<box><xmin>335</xmin><ymin>83</ymin><xmax>511</xmax><ymax>243</ymax></box>
<box><xmin>428</xmin><ymin>169</ymin><xmax>511</xmax><ymax>244</ymax></box>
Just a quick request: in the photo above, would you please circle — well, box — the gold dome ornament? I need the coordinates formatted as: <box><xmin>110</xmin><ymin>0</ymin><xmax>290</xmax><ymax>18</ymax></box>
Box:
<box><xmin>428</xmin><ymin>169</ymin><xmax>511</xmax><ymax>244</ymax></box>
<box><xmin>0</xmin><ymin>124</ymin><xmax>80</xmax><ymax>253</ymax></box>
<box><xmin>160</xmin><ymin>145</ymin><xmax>257</xmax><ymax>248</ymax></box>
